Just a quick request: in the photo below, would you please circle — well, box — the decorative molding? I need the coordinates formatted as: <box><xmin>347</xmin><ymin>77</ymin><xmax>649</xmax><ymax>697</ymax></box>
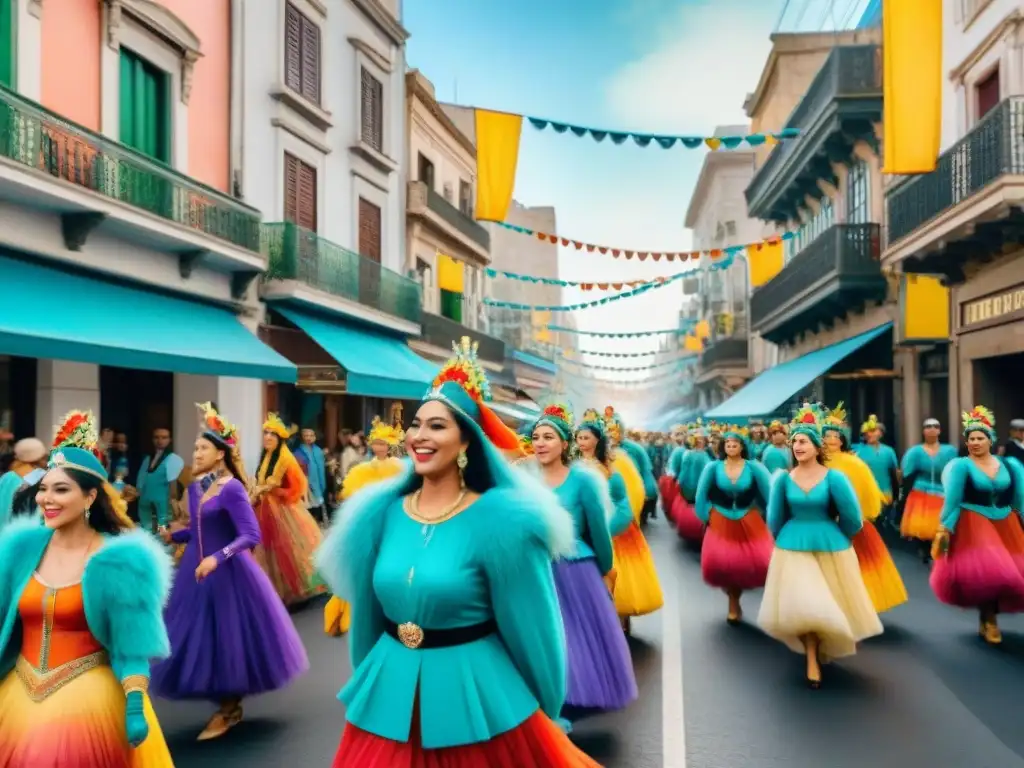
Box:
<box><xmin>27</xmin><ymin>0</ymin><xmax>42</xmax><ymax>19</ymax></box>
<box><xmin>270</xmin><ymin>86</ymin><xmax>334</xmax><ymax>132</ymax></box>
<box><xmin>349</xmin><ymin>142</ymin><xmax>399</xmax><ymax>175</ymax></box>
<box><xmin>270</xmin><ymin>117</ymin><xmax>333</xmax><ymax>154</ymax></box>
<box><xmin>348</xmin><ymin>36</ymin><xmax>392</xmax><ymax>73</ymax></box>
<box><xmin>61</xmin><ymin>213</ymin><xmax>107</xmax><ymax>251</ymax></box>
<box><xmin>949</xmin><ymin>9</ymin><xmax>1021</xmax><ymax>82</ymax></box>
<box><xmin>348</xmin><ymin>0</ymin><xmax>409</xmax><ymax>46</ymax></box>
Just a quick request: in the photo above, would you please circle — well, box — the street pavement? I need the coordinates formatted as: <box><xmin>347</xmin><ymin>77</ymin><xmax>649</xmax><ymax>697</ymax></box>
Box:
<box><xmin>155</xmin><ymin>516</ymin><xmax>1024</xmax><ymax>767</ymax></box>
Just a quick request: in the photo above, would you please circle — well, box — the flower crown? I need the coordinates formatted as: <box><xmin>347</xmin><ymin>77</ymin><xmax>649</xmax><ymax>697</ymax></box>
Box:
<box><xmin>542</xmin><ymin>402</ymin><xmax>574</xmax><ymax>426</ymax></box>
<box><xmin>52</xmin><ymin>409</ymin><xmax>100</xmax><ymax>454</ymax></box>
<box><xmin>432</xmin><ymin>337</ymin><xmax>492</xmax><ymax>403</ymax></box>
<box><xmin>263</xmin><ymin>412</ymin><xmax>297</xmax><ymax>439</ymax></box>
<box><xmin>578</xmin><ymin>408</ymin><xmax>606</xmax><ymax>436</ymax></box>
<box><xmin>197</xmin><ymin>401</ymin><xmax>237</xmax><ymax>445</ymax></box>
<box><xmin>860</xmin><ymin>413</ymin><xmax>880</xmax><ymax>433</ymax></box>
<box><xmin>790</xmin><ymin>402</ymin><xmax>823</xmax><ymax>432</ymax></box>
<box><xmin>825</xmin><ymin>401</ymin><xmax>848</xmax><ymax>427</ymax></box>
<box><xmin>368</xmin><ymin>416</ymin><xmax>404</xmax><ymax>446</ymax></box>
<box><xmin>767</xmin><ymin>419</ymin><xmax>787</xmax><ymax>434</ymax></box>
<box><xmin>962</xmin><ymin>405</ymin><xmax>995</xmax><ymax>436</ymax></box>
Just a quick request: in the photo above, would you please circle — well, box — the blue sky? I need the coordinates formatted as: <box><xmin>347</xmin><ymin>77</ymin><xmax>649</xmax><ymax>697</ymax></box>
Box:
<box><xmin>403</xmin><ymin>0</ymin><xmax>869</xmax><ymax>406</ymax></box>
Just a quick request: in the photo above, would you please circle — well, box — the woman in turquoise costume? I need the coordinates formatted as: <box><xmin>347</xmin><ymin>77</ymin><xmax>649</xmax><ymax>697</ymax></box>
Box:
<box><xmin>660</xmin><ymin>425</ymin><xmax>687</xmax><ymax>522</ymax></box>
<box><xmin>694</xmin><ymin>428</ymin><xmax>773</xmax><ymax>623</ymax></box>
<box><xmin>758</xmin><ymin>403</ymin><xmax>882</xmax><ymax>688</ymax></box>
<box><xmin>673</xmin><ymin>425</ymin><xmax>711</xmax><ymax>543</ymax></box>
<box><xmin>898</xmin><ymin>418</ymin><xmax>957</xmax><ymax>561</ymax></box>
<box><xmin>759</xmin><ymin>420</ymin><xmax>792</xmax><ymax>474</ymax></box>
<box><xmin>853</xmin><ymin>415</ymin><xmax>900</xmax><ymax>522</ymax></box>
<box><xmin>529</xmin><ymin>403</ymin><xmax>637</xmax><ymax>717</ymax></box>
<box><xmin>317</xmin><ymin>338</ymin><xmax>599</xmax><ymax>768</ymax></box>
<box><xmin>613</xmin><ymin>411</ymin><xmax>658</xmax><ymax>525</ymax></box>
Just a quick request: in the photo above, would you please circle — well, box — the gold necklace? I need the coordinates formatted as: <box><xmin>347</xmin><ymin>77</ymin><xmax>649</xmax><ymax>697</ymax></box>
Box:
<box><xmin>405</xmin><ymin>488</ymin><xmax>468</xmax><ymax>525</ymax></box>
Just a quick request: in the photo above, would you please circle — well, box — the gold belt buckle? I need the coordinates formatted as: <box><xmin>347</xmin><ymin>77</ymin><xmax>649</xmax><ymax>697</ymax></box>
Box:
<box><xmin>397</xmin><ymin>622</ymin><xmax>424</xmax><ymax>649</ymax></box>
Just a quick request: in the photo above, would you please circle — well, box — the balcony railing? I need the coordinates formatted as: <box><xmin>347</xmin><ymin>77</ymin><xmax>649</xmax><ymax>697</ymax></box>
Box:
<box><xmin>0</xmin><ymin>85</ymin><xmax>261</xmax><ymax>251</ymax></box>
<box><xmin>423</xmin><ymin>184</ymin><xmax>490</xmax><ymax>250</ymax></box>
<box><xmin>887</xmin><ymin>97</ymin><xmax>1024</xmax><ymax>245</ymax></box>
<box><xmin>746</xmin><ymin>45</ymin><xmax>882</xmax><ymax>215</ymax></box>
<box><xmin>751</xmin><ymin>224</ymin><xmax>883</xmax><ymax>336</ymax></box>
<box><xmin>422</xmin><ymin>311</ymin><xmax>504</xmax><ymax>362</ymax></box>
<box><xmin>701</xmin><ymin>337</ymin><xmax>749</xmax><ymax>370</ymax></box>
<box><xmin>262</xmin><ymin>222</ymin><xmax>422</xmax><ymax>324</ymax></box>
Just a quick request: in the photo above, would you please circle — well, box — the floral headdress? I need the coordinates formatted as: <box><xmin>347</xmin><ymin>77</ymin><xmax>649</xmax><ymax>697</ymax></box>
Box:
<box><xmin>962</xmin><ymin>405</ymin><xmax>996</xmax><ymax>442</ymax></box>
<box><xmin>368</xmin><ymin>416</ymin><xmax>404</xmax><ymax>446</ymax></box>
<box><xmin>789</xmin><ymin>402</ymin><xmax>824</xmax><ymax>446</ymax></box>
<box><xmin>822</xmin><ymin>401</ymin><xmax>852</xmax><ymax>442</ymax></box>
<box><xmin>423</xmin><ymin>336</ymin><xmax>519</xmax><ymax>452</ymax></box>
<box><xmin>197</xmin><ymin>401</ymin><xmax>238</xmax><ymax>447</ymax></box>
<box><xmin>860</xmin><ymin>413</ymin><xmax>881</xmax><ymax>434</ymax></box>
<box><xmin>263</xmin><ymin>412</ymin><xmax>297</xmax><ymax>440</ymax></box>
<box><xmin>721</xmin><ymin>424</ymin><xmax>749</xmax><ymax>444</ymax></box>
<box><xmin>48</xmin><ymin>410</ymin><xmax>132</xmax><ymax>529</ymax></box>
<box><xmin>603</xmin><ymin>405</ymin><xmax>624</xmax><ymax>443</ymax></box>
<box><xmin>533</xmin><ymin>402</ymin><xmax>575</xmax><ymax>442</ymax></box>
<box><xmin>577</xmin><ymin>407</ymin><xmax>606</xmax><ymax>437</ymax></box>
<box><xmin>767</xmin><ymin>419</ymin><xmax>787</xmax><ymax>435</ymax></box>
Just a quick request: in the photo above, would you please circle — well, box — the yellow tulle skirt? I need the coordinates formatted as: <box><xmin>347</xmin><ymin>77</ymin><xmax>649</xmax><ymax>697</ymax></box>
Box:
<box><xmin>851</xmin><ymin>520</ymin><xmax>908</xmax><ymax>613</ymax></box>
<box><xmin>611</xmin><ymin>521</ymin><xmax>664</xmax><ymax>617</ymax></box>
<box><xmin>757</xmin><ymin>547</ymin><xmax>882</xmax><ymax>661</ymax></box>
<box><xmin>0</xmin><ymin>661</ymin><xmax>173</xmax><ymax>768</ymax></box>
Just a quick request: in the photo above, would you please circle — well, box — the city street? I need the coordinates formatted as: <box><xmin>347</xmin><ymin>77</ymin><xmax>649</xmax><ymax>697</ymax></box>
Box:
<box><xmin>155</xmin><ymin>518</ymin><xmax>1024</xmax><ymax>768</ymax></box>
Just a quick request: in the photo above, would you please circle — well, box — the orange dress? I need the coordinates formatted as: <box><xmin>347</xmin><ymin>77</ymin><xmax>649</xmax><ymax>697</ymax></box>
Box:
<box><xmin>0</xmin><ymin>577</ymin><xmax>173</xmax><ymax>767</ymax></box>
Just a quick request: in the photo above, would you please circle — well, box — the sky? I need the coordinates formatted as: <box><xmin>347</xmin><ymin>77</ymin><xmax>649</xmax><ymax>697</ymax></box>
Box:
<box><xmin>403</xmin><ymin>0</ymin><xmax>871</xmax><ymax>420</ymax></box>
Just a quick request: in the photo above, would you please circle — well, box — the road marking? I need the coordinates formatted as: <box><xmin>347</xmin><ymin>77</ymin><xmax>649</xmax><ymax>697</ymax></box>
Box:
<box><xmin>661</xmin><ymin>561</ymin><xmax>686</xmax><ymax>768</ymax></box>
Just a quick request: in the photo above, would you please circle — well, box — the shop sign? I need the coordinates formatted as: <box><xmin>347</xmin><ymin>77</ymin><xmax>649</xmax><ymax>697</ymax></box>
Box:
<box><xmin>961</xmin><ymin>284</ymin><xmax>1024</xmax><ymax>327</ymax></box>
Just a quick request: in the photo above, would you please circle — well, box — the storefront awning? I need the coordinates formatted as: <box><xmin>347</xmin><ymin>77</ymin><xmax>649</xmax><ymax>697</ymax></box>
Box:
<box><xmin>705</xmin><ymin>323</ymin><xmax>893</xmax><ymax>421</ymax></box>
<box><xmin>0</xmin><ymin>253</ymin><xmax>296</xmax><ymax>381</ymax></box>
<box><xmin>277</xmin><ymin>306</ymin><xmax>434</xmax><ymax>400</ymax></box>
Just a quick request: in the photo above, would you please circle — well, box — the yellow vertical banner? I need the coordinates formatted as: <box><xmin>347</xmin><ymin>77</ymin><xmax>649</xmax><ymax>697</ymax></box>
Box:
<box><xmin>684</xmin><ymin>334</ymin><xmax>703</xmax><ymax>352</ymax></box>
<box><xmin>474</xmin><ymin>109</ymin><xmax>523</xmax><ymax>222</ymax></box>
<box><xmin>694</xmin><ymin>319</ymin><xmax>711</xmax><ymax>340</ymax></box>
<box><xmin>901</xmin><ymin>274</ymin><xmax>950</xmax><ymax>342</ymax></box>
<box><xmin>746</xmin><ymin>241</ymin><xmax>784</xmax><ymax>287</ymax></box>
<box><xmin>883</xmin><ymin>0</ymin><xmax>942</xmax><ymax>174</ymax></box>
<box><xmin>437</xmin><ymin>253</ymin><xmax>465</xmax><ymax>293</ymax></box>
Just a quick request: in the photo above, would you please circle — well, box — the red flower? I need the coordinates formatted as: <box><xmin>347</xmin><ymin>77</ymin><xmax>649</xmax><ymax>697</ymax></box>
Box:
<box><xmin>800</xmin><ymin>413</ymin><xmax>816</xmax><ymax>424</ymax></box>
<box><xmin>544</xmin><ymin>405</ymin><xmax>564</xmax><ymax>418</ymax></box>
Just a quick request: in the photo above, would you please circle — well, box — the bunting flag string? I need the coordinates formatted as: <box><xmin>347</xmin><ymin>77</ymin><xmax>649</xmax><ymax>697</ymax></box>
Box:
<box><xmin>495</xmin><ymin>220</ymin><xmax>793</xmax><ymax>263</ymax></box>
<box><xmin>569</xmin><ymin>347</ymin><xmax>664</xmax><ymax>358</ymax></box>
<box><xmin>572</xmin><ymin>367</ymin><xmax>696</xmax><ymax>387</ymax></box>
<box><xmin>484</xmin><ymin>254</ymin><xmax>733</xmax><ymax>291</ymax></box>
<box><xmin>483</xmin><ymin>270</ymin><xmax>686</xmax><ymax>311</ymax></box>
<box><xmin>547</xmin><ymin>325</ymin><xmax>685</xmax><ymax>338</ymax></box>
<box><xmin>558</xmin><ymin>355</ymin><xmax>698</xmax><ymax>373</ymax></box>
<box><xmin>525</xmin><ymin>116</ymin><xmax>800</xmax><ymax>150</ymax></box>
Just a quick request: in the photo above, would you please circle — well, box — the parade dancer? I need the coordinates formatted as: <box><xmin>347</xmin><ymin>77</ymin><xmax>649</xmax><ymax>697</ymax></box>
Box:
<box><xmin>898</xmin><ymin>418</ymin><xmax>957</xmax><ymax>562</ymax></box>
<box><xmin>152</xmin><ymin>403</ymin><xmax>307</xmax><ymax>741</ymax></box>
<box><xmin>0</xmin><ymin>410</ymin><xmax>175</xmax><ymax>767</ymax></box>
<box><xmin>530</xmin><ymin>403</ymin><xmax>637</xmax><ymax>718</ymax></box>
<box><xmin>758</xmin><ymin>403</ymin><xmax>882</xmax><ymax>688</ymax></box>
<box><xmin>853</xmin><ymin>415</ymin><xmax>900</xmax><ymax>528</ymax></box>
<box><xmin>748</xmin><ymin>422</ymin><xmax>768</xmax><ymax>460</ymax></box>
<box><xmin>673</xmin><ymin>425</ymin><xmax>711</xmax><ymax>544</ymax></box>
<box><xmin>759</xmin><ymin>421</ymin><xmax>792</xmax><ymax>473</ymax></box>
<box><xmin>694</xmin><ymin>427</ymin><xmax>773</xmax><ymax>623</ymax></box>
<box><xmin>930</xmin><ymin>406</ymin><xmax>1024</xmax><ymax>645</ymax></box>
<box><xmin>324</xmin><ymin>416</ymin><xmax>405</xmax><ymax>637</ymax></box>
<box><xmin>659</xmin><ymin>425</ymin><xmax>687</xmax><ymax>521</ymax></box>
<box><xmin>822</xmin><ymin>404</ymin><xmax>907</xmax><ymax>614</ymax></box>
<box><xmin>612</xmin><ymin>409</ymin><xmax>658</xmax><ymax>524</ymax></box>
<box><xmin>251</xmin><ymin>414</ymin><xmax>324</xmax><ymax>605</ymax></box>
<box><xmin>317</xmin><ymin>338</ymin><xmax>599</xmax><ymax>767</ymax></box>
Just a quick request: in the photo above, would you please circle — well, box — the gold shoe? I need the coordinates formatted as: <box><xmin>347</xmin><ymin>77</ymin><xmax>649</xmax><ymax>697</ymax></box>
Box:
<box><xmin>982</xmin><ymin>620</ymin><xmax>1002</xmax><ymax>645</ymax></box>
<box><xmin>197</xmin><ymin>705</ymin><xmax>243</xmax><ymax>741</ymax></box>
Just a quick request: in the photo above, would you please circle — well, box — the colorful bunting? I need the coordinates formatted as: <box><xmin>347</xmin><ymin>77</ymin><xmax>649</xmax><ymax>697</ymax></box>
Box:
<box><xmin>483</xmin><ymin>270</ymin><xmax>686</xmax><ymax>312</ymax></box>
<box><xmin>526</xmin><ymin>117</ymin><xmax>799</xmax><ymax>150</ymax></box>
<box><xmin>559</xmin><ymin>355</ymin><xmax>698</xmax><ymax>373</ymax></box>
<box><xmin>546</xmin><ymin>326</ymin><xmax>684</xmax><ymax>338</ymax></box>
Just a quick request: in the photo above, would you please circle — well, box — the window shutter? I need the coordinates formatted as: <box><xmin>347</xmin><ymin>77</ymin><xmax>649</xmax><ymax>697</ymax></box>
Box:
<box><xmin>297</xmin><ymin>162</ymin><xmax>317</xmax><ymax>232</ymax></box>
<box><xmin>300</xmin><ymin>17</ymin><xmax>320</xmax><ymax>103</ymax></box>
<box><xmin>284</xmin><ymin>4</ymin><xmax>302</xmax><ymax>94</ymax></box>
<box><xmin>284</xmin><ymin>153</ymin><xmax>299</xmax><ymax>224</ymax></box>
<box><xmin>358</xmin><ymin>198</ymin><xmax>382</xmax><ymax>262</ymax></box>
<box><xmin>360</xmin><ymin>69</ymin><xmax>384</xmax><ymax>151</ymax></box>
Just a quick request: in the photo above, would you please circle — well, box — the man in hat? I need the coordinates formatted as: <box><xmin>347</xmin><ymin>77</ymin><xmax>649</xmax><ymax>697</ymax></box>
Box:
<box><xmin>1003</xmin><ymin>418</ymin><xmax>1024</xmax><ymax>463</ymax></box>
<box><xmin>0</xmin><ymin>437</ymin><xmax>48</xmax><ymax>529</ymax></box>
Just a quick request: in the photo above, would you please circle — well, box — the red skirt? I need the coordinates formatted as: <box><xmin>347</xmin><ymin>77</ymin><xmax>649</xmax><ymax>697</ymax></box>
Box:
<box><xmin>672</xmin><ymin>496</ymin><xmax>705</xmax><ymax>543</ymax></box>
<box><xmin>332</xmin><ymin>709</ymin><xmax>602</xmax><ymax>768</ymax></box>
<box><xmin>659</xmin><ymin>476</ymin><xmax>679</xmax><ymax>519</ymax></box>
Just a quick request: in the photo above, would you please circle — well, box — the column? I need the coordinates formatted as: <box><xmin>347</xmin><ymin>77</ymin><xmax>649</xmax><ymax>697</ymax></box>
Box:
<box><xmin>898</xmin><ymin>347</ymin><xmax>920</xmax><ymax>454</ymax></box>
<box><xmin>36</xmin><ymin>360</ymin><xmax>100</xmax><ymax>439</ymax></box>
<box><xmin>173</xmin><ymin>375</ymin><xmax>264</xmax><ymax>476</ymax></box>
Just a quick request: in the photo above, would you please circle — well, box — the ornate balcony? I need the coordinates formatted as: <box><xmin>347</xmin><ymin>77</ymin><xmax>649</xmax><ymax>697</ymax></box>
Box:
<box><xmin>746</xmin><ymin>45</ymin><xmax>882</xmax><ymax>224</ymax></box>
<box><xmin>751</xmin><ymin>224</ymin><xmax>885</xmax><ymax>345</ymax></box>
<box><xmin>884</xmin><ymin>97</ymin><xmax>1024</xmax><ymax>282</ymax></box>
<box><xmin>407</xmin><ymin>180</ymin><xmax>490</xmax><ymax>261</ymax></box>
<box><xmin>261</xmin><ymin>222</ymin><xmax>422</xmax><ymax>329</ymax></box>
<box><xmin>421</xmin><ymin>311</ymin><xmax>505</xmax><ymax>363</ymax></box>
<box><xmin>701</xmin><ymin>337</ymin><xmax>749</xmax><ymax>371</ymax></box>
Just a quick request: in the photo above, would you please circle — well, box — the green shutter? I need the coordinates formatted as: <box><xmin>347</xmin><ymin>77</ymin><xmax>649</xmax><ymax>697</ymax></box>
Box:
<box><xmin>440</xmin><ymin>289</ymin><xmax>462</xmax><ymax>323</ymax></box>
<box><xmin>118</xmin><ymin>48</ymin><xmax>171</xmax><ymax>163</ymax></box>
<box><xmin>0</xmin><ymin>0</ymin><xmax>14</xmax><ymax>89</ymax></box>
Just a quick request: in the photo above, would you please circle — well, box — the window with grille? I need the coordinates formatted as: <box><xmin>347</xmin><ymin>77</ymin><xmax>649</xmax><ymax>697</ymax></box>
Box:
<box><xmin>459</xmin><ymin>180</ymin><xmax>472</xmax><ymax>215</ymax></box>
<box><xmin>360</xmin><ymin>68</ymin><xmax>384</xmax><ymax>151</ymax></box>
<box><xmin>358</xmin><ymin>198</ymin><xmax>382</xmax><ymax>263</ymax></box>
<box><xmin>784</xmin><ymin>198</ymin><xmax>833</xmax><ymax>263</ymax></box>
<box><xmin>284</xmin><ymin>3</ymin><xmax>321</xmax><ymax>104</ymax></box>
<box><xmin>284</xmin><ymin>153</ymin><xmax>317</xmax><ymax>231</ymax></box>
<box><xmin>846</xmin><ymin>159</ymin><xmax>870</xmax><ymax>224</ymax></box>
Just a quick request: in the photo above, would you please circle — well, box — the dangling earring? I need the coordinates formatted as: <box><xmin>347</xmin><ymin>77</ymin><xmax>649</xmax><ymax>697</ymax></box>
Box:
<box><xmin>457</xmin><ymin>450</ymin><xmax>468</xmax><ymax>487</ymax></box>
<box><xmin>84</xmin><ymin>505</ymin><xmax>91</xmax><ymax>522</ymax></box>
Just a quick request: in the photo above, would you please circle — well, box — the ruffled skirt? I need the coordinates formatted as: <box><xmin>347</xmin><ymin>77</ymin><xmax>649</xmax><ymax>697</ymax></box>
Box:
<box><xmin>659</xmin><ymin>476</ymin><xmax>679</xmax><ymax>520</ymax></box>
<box><xmin>611</xmin><ymin>521</ymin><xmax>664</xmax><ymax>617</ymax></box>
<box><xmin>851</xmin><ymin>520</ymin><xmax>907</xmax><ymax>613</ymax></box>
<box><xmin>700</xmin><ymin>509</ymin><xmax>773</xmax><ymax>591</ymax></box>
<box><xmin>553</xmin><ymin>558</ymin><xmax>637</xmax><ymax>713</ymax></box>
<box><xmin>253</xmin><ymin>495</ymin><xmax>326</xmax><ymax>605</ymax></box>
<box><xmin>901</xmin><ymin>489</ymin><xmax>943</xmax><ymax>541</ymax></box>
<box><xmin>0</xmin><ymin>661</ymin><xmax>173</xmax><ymax>768</ymax></box>
<box><xmin>757</xmin><ymin>546</ymin><xmax>882</xmax><ymax>661</ymax></box>
<box><xmin>332</xmin><ymin>707</ymin><xmax>601</xmax><ymax>768</ymax></box>
<box><xmin>672</xmin><ymin>496</ymin><xmax>704</xmax><ymax>543</ymax></box>
<box><xmin>930</xmin><ymin>509</ymin><xmax>1024</xmax><ymax>613</ymax></box>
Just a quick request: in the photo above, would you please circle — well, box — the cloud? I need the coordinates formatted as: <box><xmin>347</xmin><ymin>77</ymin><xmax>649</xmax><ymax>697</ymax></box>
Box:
<box><xmin>604</xmin><ymin>0</ymin><xmax>781</xmax><ymax>134</ymax></box>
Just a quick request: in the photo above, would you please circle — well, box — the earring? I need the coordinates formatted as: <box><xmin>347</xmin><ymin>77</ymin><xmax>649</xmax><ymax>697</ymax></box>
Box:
<box><xmin>84</xmin><ymin>505</ymin><xmax>91</xmax><ymax>522</ymax></box>
<box><xmin>457</xmin><ymin>450</ymin><xmax>468</xmax><ymax>470</ymax></box>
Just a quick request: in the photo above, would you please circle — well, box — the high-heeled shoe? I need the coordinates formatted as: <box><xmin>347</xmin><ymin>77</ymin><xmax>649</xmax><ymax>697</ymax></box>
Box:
<box><xmin>805</xmin><ymin>657</ymin><xmax>821</xmax><ymax>689</ymax></box>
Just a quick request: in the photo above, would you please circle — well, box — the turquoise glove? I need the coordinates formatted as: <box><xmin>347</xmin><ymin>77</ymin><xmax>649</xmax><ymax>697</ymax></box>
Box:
<box><xmin>125</xmin><ymin>690</ymin><xmax>149</xmax><ymax>747</ymax></box>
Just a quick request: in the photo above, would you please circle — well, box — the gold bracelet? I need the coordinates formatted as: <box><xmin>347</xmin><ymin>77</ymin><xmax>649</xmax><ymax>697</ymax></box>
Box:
<box><xmin>122</xmin><ymin>674</ymin><xmax>149</xmax><ymax>696</ymax></box>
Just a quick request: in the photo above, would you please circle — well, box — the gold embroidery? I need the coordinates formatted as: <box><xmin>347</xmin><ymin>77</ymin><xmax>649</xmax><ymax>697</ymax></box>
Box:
<box><xmin>16</xmin><ymin>651</ymin><xmax>109</xmax><ymax>702</ymax></box>
<box><xmin>37</xmin><ymin>587</ymin><xmax>58</xmax><ymax>672</ymax></box>
<box><xmin>121</xmin><ymin>674</ymin><xmax>149</xmax><ymax>695</ymax></box>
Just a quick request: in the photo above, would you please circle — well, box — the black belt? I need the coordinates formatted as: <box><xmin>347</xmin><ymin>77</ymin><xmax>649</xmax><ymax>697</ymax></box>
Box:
<box><xmin>384</xmin><ymin>619</ymin><xmax>497</xmax><ymax>650</ymax></box>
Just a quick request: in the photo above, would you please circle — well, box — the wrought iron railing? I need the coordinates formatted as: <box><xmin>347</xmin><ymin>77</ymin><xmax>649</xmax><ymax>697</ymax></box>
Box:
<box><xmin>750</xmin><ymin>223</ymin><xmax>881</xmax><ymax>326</ymax></box>
<box><xmin>425</xmin><ymin>186</ymin><xmax>490</xmax><ymax>249</ymax></box>
<box><xmin>261</xmin><ymin>222</ymin><xmax>422</xmax><ymax>324</ymax></box>
<box><xmin>886</xmin><ymin>97</ymin><xmax>1024</xmax><ymax>244</ymax></box>
<box><xmin>746</xmin><ymin>45</ymin><xmax>882</xmax><ymax>208</ymax></box>
<box><xmin>701</xmin><ymin>337</ymin><xmax>749</xmax><ymax>369</ymax></box>
<box><xmin>422</xmin><ymin>311</ymin><xmax>505</xmax><ymax>362</ymax></box>
<box><xmin>0</xmin><ymin>85</ymin><xmax>261</xmax><ymax>251</ymax></box>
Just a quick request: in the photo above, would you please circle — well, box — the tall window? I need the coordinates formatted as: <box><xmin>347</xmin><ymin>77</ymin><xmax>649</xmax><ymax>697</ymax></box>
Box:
<box><xmin>284</xmin><ymin>3</ymin><xmax>321</xmax><ymax>104</ymax></box>
<box><xmin>976</xmin><ymin>67</ymin><xmax>1000</xmax><ymax>120</ymax></box>
<box><xmin>284</xmin><ymin>153</ymin><xmax>317</xmax><ymax>231</ymax></box>
<box><xmin>360</xmin><ymin>68</ymin><xmax>384</xmax><ymax>151</ymax></box>
<box><xmin>358</xmin><ymin>198</ymin><xmax>382</xmax><ymax>262</ymax></box>
<box><xmin>417</xmin><ymin>153</ymin><xmax>434</xmax><ymax>188</ymax></box>
<box><xmin>459</xmin><ymin>180</ymin><xmax>472</xmax><ymax>215</ymax></box>
<box><xmin>0</xmin><ymin>0</ymin><xmax>13</xmax><ymax>88</ymax></box>
<box><xmin>846</xmin><ymin>159</ymin><xmax>870</xmax><ymax>224</ymax></box>
<box><xmin>785</xmin><ymin>198</ymin><xmax>834</xmax><ymax>263</ymax></box>
<box><xmin>119</xmin><ymin>49</ymin><xmax>171</xmax><ymax>162</ymax></box>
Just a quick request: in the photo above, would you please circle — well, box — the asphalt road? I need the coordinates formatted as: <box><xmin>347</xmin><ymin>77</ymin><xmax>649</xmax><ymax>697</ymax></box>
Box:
<box><xmin>154</xmin><ymin>515</ymin><xmax>1024</xmax><ymax>768</ymax></box>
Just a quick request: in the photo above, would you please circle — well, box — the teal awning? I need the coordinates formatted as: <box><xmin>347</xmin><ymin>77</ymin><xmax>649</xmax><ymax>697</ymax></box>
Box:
<box><xmin>491</xmin><ymin>401</ymin><xmax>541</xmax><ymax>423</ymax></box>
<box><xmin>0</xmin><ymin>253</ymin><xmax>296</xmax><ymax>381</ymax></box>
<box><xmin>277</xmin><ymin>306</ymin><xmax>434</xmax><ymax>399</ymax></box>
<box><xmin>705</xmin><ymin>323</ymin><xmax>892</xmax><ymax>420</ymax></box>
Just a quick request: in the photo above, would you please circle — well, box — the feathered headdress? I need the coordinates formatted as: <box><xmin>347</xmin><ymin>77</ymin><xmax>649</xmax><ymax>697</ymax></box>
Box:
<box><xmin>533</xmin><ymin>401</ymin><xmax>575</xmax><ymax>441</ymax></box>
<box><xmin>821</xmin><ymin>401</ymin><xmax>852</xmax><ymax>443</ymax></box>
<box><xmin>860</xmin><ymin>413</ymin><xmax>880</xmax><ymax>434</ymax></box>
<box><xmin>48</xmin><ymin>410</ymin><xmax>132</xmax><ymax>529</ymax></box>
<box><xmin>767</xmin><ymin>419</ymin><xmax>787</xmax><ymax>435</ymax></box>
<box><xmin>368</xmin><ymin>416</ymin><xmax>404</xmax><ymax>446</ymax></box>
<box><xmin>577</xmin><ymin>408</ymin><xmax>606</xmax><ymax>437</ymax></box>
<box><xmin>263</xmin><ymin>412</ymin><xmax>298</xmax><ymax>440</ymax></box>
<box><xmin>197</xmin><ymin>401</ymin><xmax>237</xmax><ymax>446</ymax></box>
<box><xmin>721</xmin><ymin>424</ymin><xmax>749</xmax><ymax>443</ymax></box>
<box><xmin>962</xmin><ymin>405</ymin><xmax>996</xmax><ymax>441</ymax></box>
<box><xmin>789</xmin><ymin>402</ymin><xmax>824</xmax><ymax>446</ymax></box>
<box><xmin>423</xmin><ymin>336</ymin><xmax>519</xmax><ymax>451</ymax></box>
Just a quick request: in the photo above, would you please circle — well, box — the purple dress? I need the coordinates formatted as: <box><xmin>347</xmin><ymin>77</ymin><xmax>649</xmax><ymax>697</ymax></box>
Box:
<box><xmin>150</xmin><ymin>477</ymin><xmax>309</xmax><ymax>700</ymax></box>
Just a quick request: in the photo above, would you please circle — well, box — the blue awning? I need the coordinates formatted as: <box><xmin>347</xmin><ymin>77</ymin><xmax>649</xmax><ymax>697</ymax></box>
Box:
<box><xmin>277</xmin><ymin>306</ymin><xmax>434</xmax><ymax>399</ymax></box>
<box><xmin>705</xmin><ymin>323</ymin><xmax>893</xmax><ymax>421</ymax></box>
<box><xmin>0</xmin><ymin>253</ymin><xmax>296</xmax><ymax>381</ymax></box>
<box><xmin>512</xmin><ymin>349</ymin><xmax>557</xmax><ymax>373</ymax></box>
